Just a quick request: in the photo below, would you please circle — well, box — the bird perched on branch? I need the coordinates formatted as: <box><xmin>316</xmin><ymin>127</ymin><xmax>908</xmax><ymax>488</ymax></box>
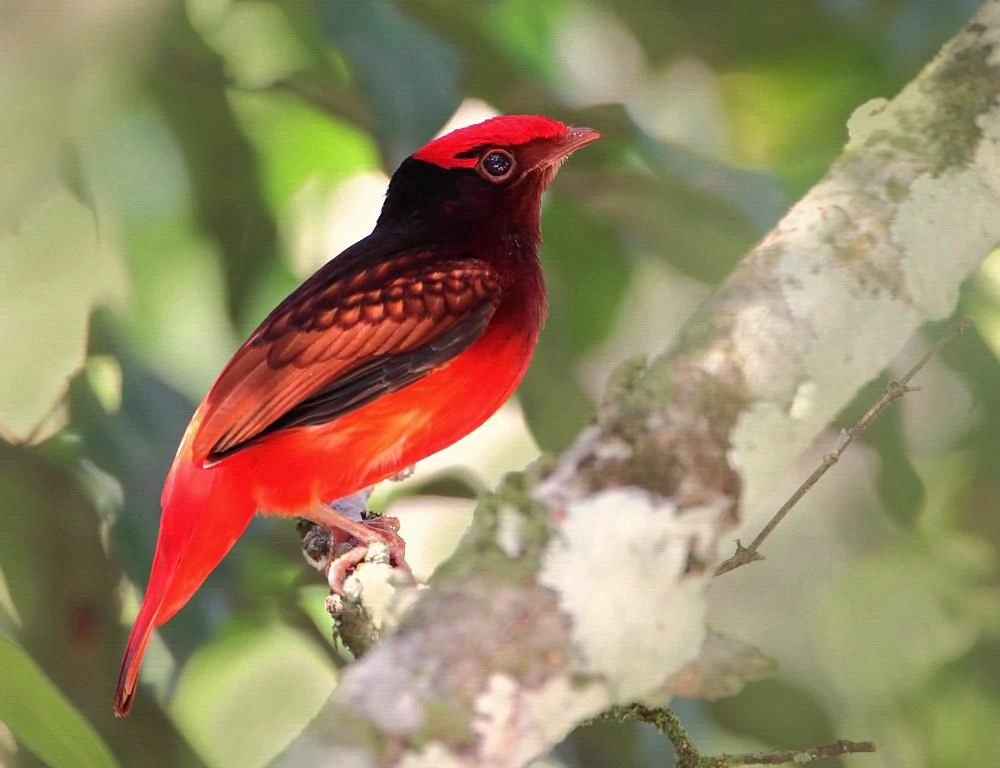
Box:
<box><xmin>114</xmin><ymin>114</ymin><xmax>600</xmax><ymax>716</ymax></box>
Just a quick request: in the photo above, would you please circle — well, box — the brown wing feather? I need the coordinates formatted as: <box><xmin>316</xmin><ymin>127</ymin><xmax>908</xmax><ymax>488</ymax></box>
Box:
<box><xmin>192</xmin><ymin>254</ymin><xmax>502</xmax><ymax>463</ymax></box>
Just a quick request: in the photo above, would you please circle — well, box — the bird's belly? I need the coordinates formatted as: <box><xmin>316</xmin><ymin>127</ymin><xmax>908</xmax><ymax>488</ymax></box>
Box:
<box><xmin>242</xmin><ymin>318</ymin><xmax>537</xmax><ymax>514</ymax></box>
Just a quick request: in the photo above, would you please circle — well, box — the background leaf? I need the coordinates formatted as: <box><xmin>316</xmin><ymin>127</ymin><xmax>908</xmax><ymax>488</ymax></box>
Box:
<box><xmin>0</xmin><ymin>439</ymin><xmax>211</xmax><ymax>766</ymax></box>
<box><xmin>0</xmin><ymin>188</ymin><xmax>124</xmax><ymax>442</ymax></box>
<box><xmin>320</xmin><ymin>0</ymin><xmax>462</xmax><ymax>165</ymax></box>
<box><xmin>0</xmin><ymin>635</ymin><xmax>118</xmax><ymax>768</ymax></box>
<box><xmin>150</xmin><ymin>8</ymin><xmax>280</xmax><ymax>330</ymax></box>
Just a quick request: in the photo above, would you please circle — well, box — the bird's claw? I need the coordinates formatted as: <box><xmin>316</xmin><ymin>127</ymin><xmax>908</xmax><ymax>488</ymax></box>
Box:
<box><xmin>325</xmin><ymin>515</ymin><xmax>414</xmax><ymax>596</ymax></box>
<box><xmin>327</xmin><ymin>546</ymin><xmax>369</xmax><ymax>595</ymax></box>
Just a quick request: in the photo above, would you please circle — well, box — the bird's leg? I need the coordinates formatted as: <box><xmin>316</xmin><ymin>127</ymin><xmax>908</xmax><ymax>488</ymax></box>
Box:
<box><xmin>300</xmin><ymin>493</ymin><xmax>413</xmax><ymax>595</ymax></box>
<box><xmin>296</xmin><ymin>522</ymin><xmax>371</xmax><ymax>597</ymax></box>
<box><xmin>297</xmin><ymin>490</ymin><xmax>370</xmax><ymax>573</ymax></box>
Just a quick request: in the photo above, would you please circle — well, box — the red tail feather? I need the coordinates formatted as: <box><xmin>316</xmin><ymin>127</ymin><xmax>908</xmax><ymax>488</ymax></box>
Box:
<box><xmin>114</xmin><ymin>596</ymin><xmax>159</xmax><ymax>716</ymax></box>
<box><xmin>114</xmin><ymin>458</ymin><xmax>255</xmax><ymax>715</ymax></box>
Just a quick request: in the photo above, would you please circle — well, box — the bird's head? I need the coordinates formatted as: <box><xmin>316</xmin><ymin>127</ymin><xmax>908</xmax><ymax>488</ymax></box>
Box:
<box><xmin>377</xmin><ymin>115</ymin><xmax>600</xmax><ymax>243</ymax></box>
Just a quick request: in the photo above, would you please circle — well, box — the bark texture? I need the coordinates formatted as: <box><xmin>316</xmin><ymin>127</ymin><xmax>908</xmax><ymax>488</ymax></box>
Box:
<box><xmin>273</xmin><ymin>2</ymin><xmax>1000</xmax><ymax>765</ymax></box>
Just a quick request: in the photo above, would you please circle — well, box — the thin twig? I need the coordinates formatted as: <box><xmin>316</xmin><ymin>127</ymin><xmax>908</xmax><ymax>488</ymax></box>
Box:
<box><xmin>598</xmin><ymin>705</ymin><xmax>875</xmax><ymax>767</ymax></box>
<box><xmin>715</xmin><ymin>315</ymin><xmax>972</xmax><ymax>577</ymax></box>
<box><xmin>596</xmin><ymin>705</ymin><xmax>700</xmax><ymax>765</ymax></box>
<box><xmin>702</xmin><ymin>740</ymin><xmax>877</xmax><ymax>767</ymax></box>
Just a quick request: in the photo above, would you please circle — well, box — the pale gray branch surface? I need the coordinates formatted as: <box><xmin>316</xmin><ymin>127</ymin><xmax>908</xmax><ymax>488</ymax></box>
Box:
<box><xmin>273</xmin><ymin>3</ymin><xmax>1000</xmax><ymax>766</ymax></box>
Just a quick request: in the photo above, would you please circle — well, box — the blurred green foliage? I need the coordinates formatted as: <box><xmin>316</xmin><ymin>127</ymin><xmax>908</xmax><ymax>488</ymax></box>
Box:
<box><xmin>0</xmin><ymin>636</ymin><xmax>117</xmax><ymax>768</ymax></box>
<box><xmin>0</xmin><ymin>0</ymin><xmax>997</xmax><ymax>766</ymax></box>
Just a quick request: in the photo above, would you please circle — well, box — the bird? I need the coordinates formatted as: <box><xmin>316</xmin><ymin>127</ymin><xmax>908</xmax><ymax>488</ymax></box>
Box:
<box><xmin>113</xmin><ymin>114</ymin><xmax>600</xmax><ymax>716</ymax></box>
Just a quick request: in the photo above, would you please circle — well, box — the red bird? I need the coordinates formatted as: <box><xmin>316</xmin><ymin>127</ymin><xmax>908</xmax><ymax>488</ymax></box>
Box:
<box><xmin>113</xmin><ymin>114</ymin><xmax>599</xmax><ymax>716</ymax></box>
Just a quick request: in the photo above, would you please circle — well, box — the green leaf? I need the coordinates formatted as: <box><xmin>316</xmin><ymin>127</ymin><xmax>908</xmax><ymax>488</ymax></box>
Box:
<box><xmin>150</xmin><ymin>9</ymin><xmax>279</xmax><ymax>330</ymax></box>
<box><xmin>819</xmin><ymin>540</ymin><xmax>995</xmax><ymax>699</ymax></box>
<box><xmin>914</xmin><ymin>665</ymin><xmax>1000</xmax><ymax>768</ymax></box>
<box><xmin>519</xmin><ymin>329</ymin><xmax>595</xmax><ymax>453</ymax></box>
<box><xmin>719</xmin><ymin>43</ymin><xmax>888</xmax><ymax>191</ymax></box>
<box><xmin>70</xmin><ymin>320</ymin><xmax>229</xmax><ymax>666</ymax></box>
<box><xmin>170</xmin><ymin>619</ymin><xmax>337</xmax><ymax>768</ymax></box>
<box><xmin>541</xmin><ymin>198</ymin><xmax>632</xmax><ymax>355</ymax></box>
<box><xmin>320</xmin><ymin>0</ymin><xmax>461</xmax><ymax>165</ymax></box>
<box><xmin>516</xmin><ymin>197</ymin><xmax>629</xmax><ymax>451</ymax></box>
<box><xmin>0</xmin><ymin>438</ymin><xmax>212</xmax><ymax>765</ymax></box>
<box><xmin>0</xmin><ymin>634</ymin><xmax>119</xmax><ymax>768</ymax></box>
<box><xmin>710</xmin><ymin>677</ymin><xmax>837</xmax><ymax>752</ymax></box>
<box><xmin>0</xmin><ymin>186</ymin><xmax>124</xmax><ymax>442</ymax></box>
<box><xmin>0</xmin><ymin>187</ymin><xmax>125</xmax><ymax>443</ymax></box>
<box><xmin>229</xmin><ymin>90</ymin><xmax>379</xmax><ymax>211</ymax></box>
<box><xmin>573</xmin><ymin>167</ymin><xmax>761</xmax><ymax>286</ymax></box>
<box><xmin>479</xmin><ymin>0</ymin><xmax>570</xmax><ymax>81</ymax></box>
<box><xmin>191</xmin><ymin>1</ymin><xmax>313</xmax><ymax>89</ymax></box>
<box><xmin>634</xmin><ymin>133</ymin><xmax>788</xmax><ymax>237</ymax></box>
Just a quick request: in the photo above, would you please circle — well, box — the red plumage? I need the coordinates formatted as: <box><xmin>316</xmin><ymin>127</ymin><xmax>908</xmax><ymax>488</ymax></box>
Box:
<box><xmin>114</xmin><ymin>114</ymin><xmax>599</xmax><ymax>716</ymax></box>
<box><xmin>413</xmin><ymin>115</ymin><xmax>568</xmax><ymax>168</ymax></box>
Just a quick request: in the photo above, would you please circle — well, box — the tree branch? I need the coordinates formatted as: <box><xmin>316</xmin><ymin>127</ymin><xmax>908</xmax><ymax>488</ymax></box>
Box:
<box><xmin>706</xmin><ymin>741</ymin><xmax>876</xmax><ymax>768</ymax></box>
<box><xmin>600</xmin><ymin>705</ymin><xmax>875</xmax><ymax>767</ymax></box>
<box><xmin>272</xmin><ymin>2</ymin><xmax>1000</xmax><ymax>765</ymax></box>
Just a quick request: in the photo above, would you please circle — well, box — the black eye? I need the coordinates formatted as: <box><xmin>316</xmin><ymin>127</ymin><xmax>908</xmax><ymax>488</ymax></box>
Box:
<box><xmin>478</xmin><ymin>149</ymin><xmax>515</xmax><ymax>181</ymax></box>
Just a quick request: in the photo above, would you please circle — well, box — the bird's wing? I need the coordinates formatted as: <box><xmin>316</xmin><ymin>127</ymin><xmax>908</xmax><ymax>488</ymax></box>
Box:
<box><xmin>192</xmin><ymin>251</ymin><xmax>502</xmax><ymax>463</ymax></box>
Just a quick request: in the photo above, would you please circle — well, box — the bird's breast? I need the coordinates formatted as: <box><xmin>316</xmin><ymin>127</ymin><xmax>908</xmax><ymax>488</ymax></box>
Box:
<box><xmin>362</xmin><ymin>305</ymin><xmax>542</xmax><ymax>465</ymax></box>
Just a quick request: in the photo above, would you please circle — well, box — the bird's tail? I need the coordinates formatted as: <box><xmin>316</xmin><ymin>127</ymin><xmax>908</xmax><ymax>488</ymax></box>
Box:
<box><xmin>113</xmin><ymin>583</ymin><xmax>160</xmax><ymax>717</ymax></box>
<box><xmin>114</xmin><ymin>458</ymin><xmax>255</xmax><ymax>716</ymax></box>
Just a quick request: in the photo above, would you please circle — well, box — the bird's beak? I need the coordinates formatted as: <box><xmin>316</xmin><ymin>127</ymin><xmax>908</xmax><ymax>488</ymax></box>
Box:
<box><xmin>541</xmin><ymin>126</ymin><xmax>601</xmax><ymax>167</ymax></box>
<box><xmin>517</xmin><ymin>125</ymin><xmax>600</xmax><ymax>183</ymax></box>
<box><xmin>559</xmin><ymin>126</ymin><xmax>602</xmax><ymax>156</ymax></box>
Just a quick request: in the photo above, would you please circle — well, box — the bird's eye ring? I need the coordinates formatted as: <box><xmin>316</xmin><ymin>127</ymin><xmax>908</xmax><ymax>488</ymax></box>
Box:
<box><xmin>477</xmin><ymin>149</ymin><xmax>515</xmax><ymax>182</ymax></box>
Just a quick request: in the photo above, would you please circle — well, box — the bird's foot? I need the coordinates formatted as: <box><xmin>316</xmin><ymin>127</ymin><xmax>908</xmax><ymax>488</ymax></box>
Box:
<box><xmin>323</xmin><ymin>515</ymin><xmax>414</xmax><ymax>596</ymax></box>
<box><xmin>362</xmin><ymin>515</ymin><xmax>413</xmax><ymax>583</ymax></box>
<box><xmin>326</xmin><ymin>545</ymin><xmax>370</xmax><ymax>595</ymax></box>
<box><xmin>301</xmin><ymin>500</ymin><xmax>415</xmax><ymax>595</ymax></box>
